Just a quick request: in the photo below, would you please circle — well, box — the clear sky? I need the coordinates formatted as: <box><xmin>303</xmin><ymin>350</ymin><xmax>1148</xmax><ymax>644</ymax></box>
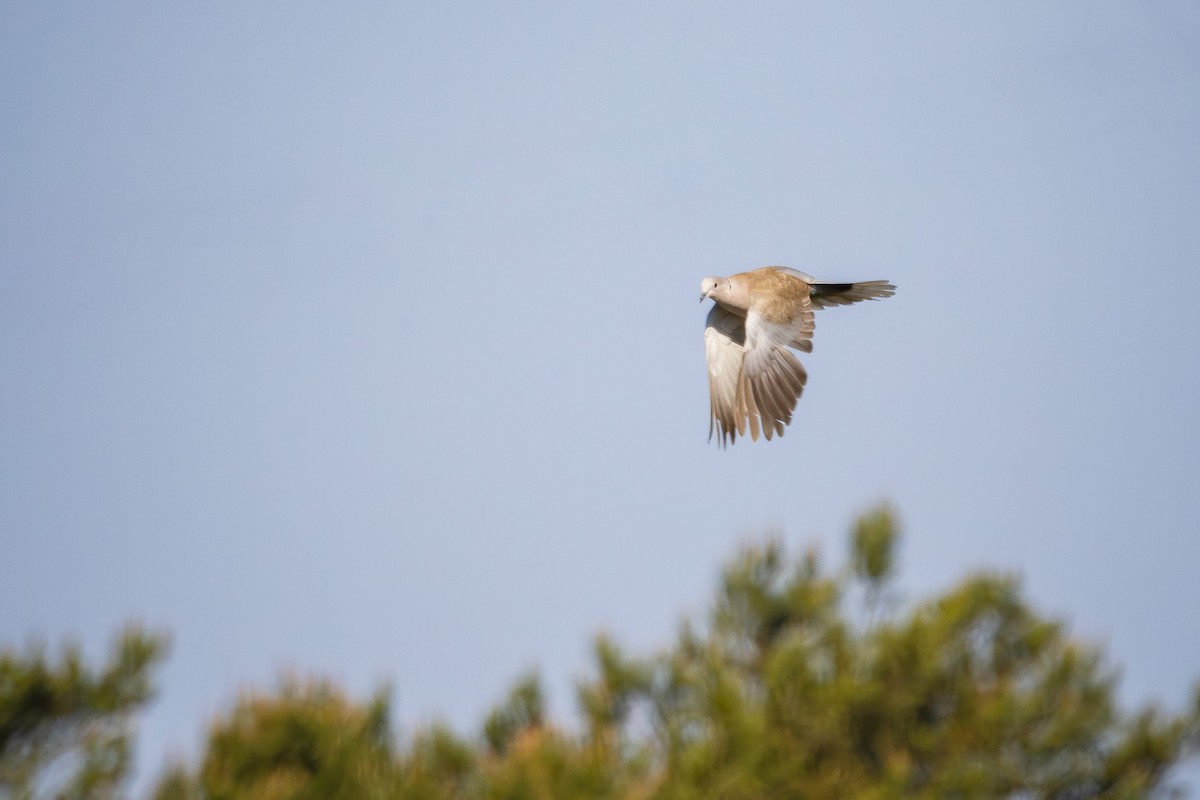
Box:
<box><xmin>3</xmin><ymin>2</ymin><xmax>1199</xmax><ymax>793</ymax></box>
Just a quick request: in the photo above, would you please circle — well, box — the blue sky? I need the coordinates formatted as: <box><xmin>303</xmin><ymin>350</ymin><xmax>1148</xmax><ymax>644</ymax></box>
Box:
<box><xmin>3</xmin><ymin>2</ymin><xmax>1199</xmax><ymax>792</ymax></box>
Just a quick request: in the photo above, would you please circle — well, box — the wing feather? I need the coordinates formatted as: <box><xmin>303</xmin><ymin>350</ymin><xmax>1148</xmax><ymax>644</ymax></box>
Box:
<box><xmin>737</xmin><ymin>300</ymin><xmax>812</xmax><ymax>443</ymax></box>
<box><xmin>704</xmin><ymin>305</ymin><xmax>746</xmax><ymax>447</ymax></box>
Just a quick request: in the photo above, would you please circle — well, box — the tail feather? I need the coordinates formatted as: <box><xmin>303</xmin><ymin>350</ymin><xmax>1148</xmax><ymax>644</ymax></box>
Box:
<box><xmin>810</xmin><ymin>279</ymin><xmax>895</xmax><ymax>309</ymax></box>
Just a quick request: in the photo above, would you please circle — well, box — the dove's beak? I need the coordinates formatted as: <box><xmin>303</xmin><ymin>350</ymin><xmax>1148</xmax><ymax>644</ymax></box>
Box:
<box><xmin>699</xmin><ymin>291</ymin><xmax>710</xmax><ymax>303</ymax></box>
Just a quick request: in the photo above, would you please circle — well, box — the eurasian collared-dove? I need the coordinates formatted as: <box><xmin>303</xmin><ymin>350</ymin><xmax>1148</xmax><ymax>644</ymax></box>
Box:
<box><xmin>700</xmin><ymin>267</ymin><xmax>895</xmax><ymax>446</ymax></box>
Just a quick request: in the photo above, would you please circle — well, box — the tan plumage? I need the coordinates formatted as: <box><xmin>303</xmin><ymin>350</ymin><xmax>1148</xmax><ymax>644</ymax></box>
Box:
<box><xmin>700</xmin><ymin>267</ymin><xmax>895</xmax><ymax>446</ymax></box>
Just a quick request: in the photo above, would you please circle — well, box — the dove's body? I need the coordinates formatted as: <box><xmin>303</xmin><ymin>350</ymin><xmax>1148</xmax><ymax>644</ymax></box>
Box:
<box><xmin>700</xmin><ymin>267</ymin><xmax>894</xmax><ymax>446</ymax></box>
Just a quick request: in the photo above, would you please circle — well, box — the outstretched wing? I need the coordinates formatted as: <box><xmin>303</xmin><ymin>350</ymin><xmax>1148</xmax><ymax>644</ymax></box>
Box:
<box><xmin>704</xmin><ymin>301</ymin><xmax>810</xmax><ymax>447</ymax></box>
<box><xmin>704</xmin><ymin>305</ymin><xmax>749</xmax><ymax>447</ymax></box>
<box><xmin>740</xmin><ymin>302</ymin><xmax>811</xmax><ymax>442</ymax></box>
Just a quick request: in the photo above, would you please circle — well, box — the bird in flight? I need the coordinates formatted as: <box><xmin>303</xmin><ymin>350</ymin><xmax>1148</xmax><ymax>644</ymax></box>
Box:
<box><xmin>700</xmin><ymin>266</ymin><xmax>895</xmax><ymax>446</ymax></box>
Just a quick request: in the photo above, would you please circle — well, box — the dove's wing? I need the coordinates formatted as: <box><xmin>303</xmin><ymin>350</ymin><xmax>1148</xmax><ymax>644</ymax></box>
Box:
<box><xmin>809</xmin><ymin>279</ymin><xmax>896</xmax><ymax>309</ymax></box>
<box><xmin>704</xmin><ymin>305</ymin><xmax>750</xmax><ymax>447</ymax></box>
<box><xmin>739</xmin><ymin>299</ymin><xmax>811</xmax><ymax>442</ymax></box>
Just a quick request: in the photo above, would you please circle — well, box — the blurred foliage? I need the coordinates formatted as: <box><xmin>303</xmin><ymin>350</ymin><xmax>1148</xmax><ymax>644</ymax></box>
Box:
<box><xmin>153</xmin><ymin>677</ymin><xmax>396</xmax><ymax>800</ymax></box>
<box><xmin>0</xmin><ymin>624</ymin><xmax>167</xmax><ymax>800</ymax></box>
<box><xmin>150</xmin><ymin>507</ymin><xmax>1200</xmax><ymax>798</ymax></box>
<box><xmin>9</xmin><ymin>508</ymin><xmax>1200</xmax><ymax>799</ymax></box>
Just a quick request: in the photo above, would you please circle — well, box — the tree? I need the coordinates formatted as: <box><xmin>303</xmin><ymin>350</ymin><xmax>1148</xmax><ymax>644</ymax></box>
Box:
<box><xmin>582</xmin><ymin>506</ymin><xmax>1200</xmax><ymax>798</ymax></box>
<box><xmin>156</xmin><ymin>506</ymin><xmax>1200</xmax><ymax>798</ymax></box>
<box><xmin>153</xmin><ymin>676</ymin><xmax>398</xmax><ymax>800</ymax></box>
<box><xmin>0</xmin><ymin>625</ymin><xmax>168</xmax><ymax>800</ymax></box>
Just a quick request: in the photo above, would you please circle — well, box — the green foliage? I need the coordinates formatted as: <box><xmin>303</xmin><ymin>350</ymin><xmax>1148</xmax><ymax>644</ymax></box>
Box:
<box><xmin>153</xmin><ymin>676</ymin><xmax>398</xmax><ymax>800</ymax></box>
<box><xmin>40</xmin><ymin>506</ymin><xmax>1198</xmax><ymax>799</ymax></box>
<box><xmin>631</xmin><ymin>511</ymin><xmax>1199</xmax><ymax>799</ymax></box>
<box><xmin>851</xmin><ymin>504</ymin><xmax>897</xmax><ymax>585</ymax></box>
<box><xmin>0</xmin><ymin>624</ymin><xmax>168</xmax><ymax>800</ymax></box>
<box><xmin>484</xmin><ymin>672</ymin><xmax>544</xmax><ymax>756</ymax></box>
<box><xmin>395</xmin><ymin>723</ymin><xmax>476</xmax><ymax>800</ymax></box>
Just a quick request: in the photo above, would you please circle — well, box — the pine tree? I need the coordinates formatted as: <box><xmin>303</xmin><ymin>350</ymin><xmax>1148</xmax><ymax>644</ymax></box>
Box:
<box><xmin>153</xmin><ymin>507</ymin><xmax>1200</xmax><ymax>798</ymax></box>
<box><xmin>0</xmin><ymin>625</ymin><xmax>167</xmax><ymax>800</ymax></box>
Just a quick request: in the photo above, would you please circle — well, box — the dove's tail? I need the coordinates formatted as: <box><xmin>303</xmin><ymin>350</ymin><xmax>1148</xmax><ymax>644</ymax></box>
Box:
<box><xmin>810</xmin><ymin>280</ymin><xmax>896</xmax><ymax>308</ymax></box>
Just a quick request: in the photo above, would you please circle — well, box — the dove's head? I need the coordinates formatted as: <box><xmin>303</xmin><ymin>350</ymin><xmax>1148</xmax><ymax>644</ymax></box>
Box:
<box><xmin>699</xmin><ymin>276</ymin><xmax>729</xmax><ymax>303</ymax></box>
